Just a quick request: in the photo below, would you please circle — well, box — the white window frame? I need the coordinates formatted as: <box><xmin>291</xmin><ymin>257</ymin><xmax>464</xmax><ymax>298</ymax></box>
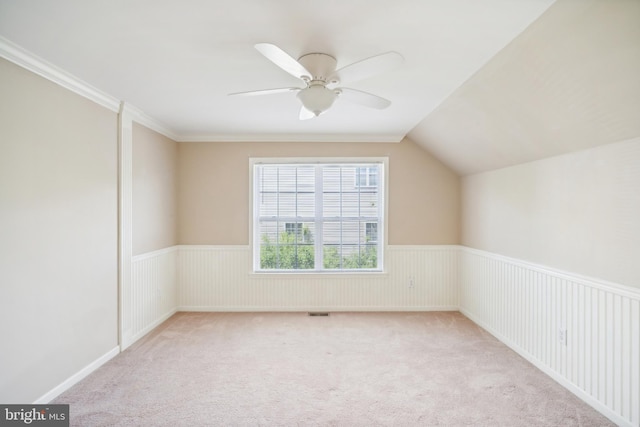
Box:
<box><xmin>250</xmin><ymin>157</ymin><xmax>388</xmax><ymax>274</ymax></box>
<box><xmin>356</xmin><ymin>166</ymin><xmax>378</xmax><ymax>188</ymax></box>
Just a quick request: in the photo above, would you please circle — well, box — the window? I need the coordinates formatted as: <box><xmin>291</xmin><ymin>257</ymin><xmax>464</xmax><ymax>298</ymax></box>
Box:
<box><xmin>366</xmin><ymin>222</ymin><xmax>378</xmax><ymax>243</ymax></box>
<box><xmin>356</xmin><ymin>167</ymin><xmax>378</xmax><ymax>187</ymax></box>
<box><xmin>285</xmin><ymin>222</ymin><xmax>312</xmax><ymax>243</ymax></box>
<box><xmin>253</xmin><ymin>160</ymin><xmax>385</xmax><ymax>272</ymax></box>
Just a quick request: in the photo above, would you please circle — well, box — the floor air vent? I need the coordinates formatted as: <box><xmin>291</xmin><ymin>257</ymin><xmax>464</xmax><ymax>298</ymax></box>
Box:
<box><xmin>308</xmin><ymin>312</ymin><xmax>329</xmax><ymax>317</ymax></box>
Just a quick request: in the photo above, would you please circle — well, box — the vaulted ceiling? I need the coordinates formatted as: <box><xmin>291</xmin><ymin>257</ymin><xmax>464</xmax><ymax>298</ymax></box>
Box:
<box><xmin>1</xmin><ymin>0</ymin><xmax>638</xmax><ymax>175</ymax></box>
<box><xmin>409</xmin><ymin>0</ymin><xmax>640</xmax><ymax>174</ymax></box>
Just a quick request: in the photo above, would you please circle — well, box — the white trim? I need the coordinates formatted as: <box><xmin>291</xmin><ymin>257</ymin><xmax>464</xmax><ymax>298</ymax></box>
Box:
<box><xmin>314</xmin><ymin>165</ymin><xmax>324</xmax><ymax>269</ymax></box>
<box><xmin>177</xmin><ymin>244</ymin><xmax>250</xmax><ymax>251</ymax></box>
<box><xmin>33</xmin><ymin>346</ymin><xmax>120</xmax><ymax>404</ymax></box>
<box><xmin>177</xmin><ymin>133</ymin><xmax>404</xmax><ymax>143</ymax></box>
<box><xmin>132</xmin><ymin>245</ymin><xmax>179</xmax><ymax>262</ymax></box>
<box><xmin>121</xmin><ymin>308</ymin><xmax>177</xmax><ymax>351</ymax></box>
<box><xmin>125</xmin><ymin>247</ymin><xmax>179</xmax><ymax>351</ymax></box>
<box><xmin>250</xmin><ymin>157</ymin><xmax>390</xmax><ymax>165</ymax></box>
<box><xmin>177</xmin><ymin>244</ymin><xmax>459</xmax><ymax>311</ymax></box>
<box><xmin>459</xmin><ymin>247</ymin><xmax>640</xmax><ymax>427</ymax></box>
<box><xmin>387</xmin><ymin>244</ymin><xmax>460</xmax><ymax>251</ymax></box>
<box><xmin>248</xmin><ymin>271</ymin><xmax>390</xmax><ymax>280</ymax></box>
<box><xmin>461</xmin><ymin>308</ymin><xmax>632</xmax><ymax>427</ymax></box>
<box><xmin>0</xmin><ymin>36</ymin><xmax>403</xmax><ymax>144</ymax></box>
<box><xmin>381</xmin><ymin>161</ymin><xmax>389</xmax><ymax>269</ymax></box>
<box><xmin>249</xmin><ymin>158</ymin><xmax>389</xmax><ymax>273</ymax></box>
<box><xmin>462</xmin><ymin>246</ymin><xmax>640</xmax><ymax>300</ymax></box>
<box><xmin>118</xmin><ymin>103</ymin><xmax>134</xmax><ymax>350</ymax></box>
<box><xmin>178</xmin><ymin>306</ymin><xmax>459</xmax><ymax>312</ymax></box>
<box><xmin>0</xmin><ymin>36</ymin><xmax>120</xmax><ymax>112</ymax></box>
<box><xmin>127</xmin><ymin>104</ymin><xmax>180</xmax><ymax>142</ymax></box>
<box><xmin>0</xmin><ymin>36</ymin><xmax>178</xmax><ymax>142</ymax></box>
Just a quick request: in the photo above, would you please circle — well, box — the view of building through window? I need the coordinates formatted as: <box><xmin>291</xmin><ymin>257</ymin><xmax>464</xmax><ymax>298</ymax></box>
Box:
<box><xmin>254</xmin><ymin>161</ymin><xmax>384</xmax><ymax>272</ymax></box>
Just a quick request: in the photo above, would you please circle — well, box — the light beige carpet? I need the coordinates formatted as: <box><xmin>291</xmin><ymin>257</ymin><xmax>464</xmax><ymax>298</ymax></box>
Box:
<box><xmin>54</xmin><ymin>312</ymin><xmax>613</xmax><ymax>426</ymax></box>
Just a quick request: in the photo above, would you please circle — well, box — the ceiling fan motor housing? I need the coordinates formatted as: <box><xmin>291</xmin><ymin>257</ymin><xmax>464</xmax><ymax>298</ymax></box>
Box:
<box><xmin>297</xmin><ymin>53</ymin><xmax>338</xmax><ymax>84</ymax></box>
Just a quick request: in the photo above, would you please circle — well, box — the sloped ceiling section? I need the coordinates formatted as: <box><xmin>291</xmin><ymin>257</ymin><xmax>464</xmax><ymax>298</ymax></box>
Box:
<box><xmin>409</xmin><ymin>0</ymin><xmax>640</xmax><ymax>176</ymax></box>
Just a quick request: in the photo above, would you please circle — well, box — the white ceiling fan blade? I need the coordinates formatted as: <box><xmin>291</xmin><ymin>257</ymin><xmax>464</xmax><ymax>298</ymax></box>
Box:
<box><xmin>330</xmin><ymin>51</ymin><xmax>403</xmax><ymax>85</ymax></box>
<box><xmin>299</xmin><ymin>106</ymin><xmax>316</xmax><ymax>120</ymax></box>
<box><xmin>228</xmin><ymin>87</ymin><xmax>301</xmax><ymax>97</ymax></box>
<box><xmin>255</xmin><ymin>43</ymin><xmax>312</xmax><ymax>81</ymax></box>
<box><xmin>337</xmin><ymin>88</ymin><xmax>392</xmax><ymax>109</ymax></box>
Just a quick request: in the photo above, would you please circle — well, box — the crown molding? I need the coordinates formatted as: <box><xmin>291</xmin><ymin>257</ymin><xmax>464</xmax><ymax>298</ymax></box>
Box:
<box><xmin>125</xmin><ymin>104</ymin><xmax>181</xmax><ymax>142</ymax></box>
<box><xmin>1</xmin><ymin>37</ymin><xmax>405</xmax><ymax>145</ymax></box>
<box><xmin>0</xmin><ymin>36</ymin><xmax>120</xmax><ymax>112</ymax></box>
<box><xmin>0</xmin><ymin>36</ymin><xmax>180</xmax><ymax>142</ymax></box>
<box><xmin>178</xmin><ymin>133</ymin><xmax>405</xmax><ymax>143</ymax></box>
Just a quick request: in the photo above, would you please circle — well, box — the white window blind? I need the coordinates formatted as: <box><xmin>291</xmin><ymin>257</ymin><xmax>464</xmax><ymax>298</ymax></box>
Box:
<box><xmin>253</xmin><ymin>161</ymin><xmax>384</xmax><ymax>272</ymax></box>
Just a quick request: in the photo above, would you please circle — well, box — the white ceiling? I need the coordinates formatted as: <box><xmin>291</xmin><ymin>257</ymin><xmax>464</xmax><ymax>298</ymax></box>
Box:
<box><xmin>0</xmin><ymin>0</ymin><xmax>555</xmax><ymax>143</ymax></box>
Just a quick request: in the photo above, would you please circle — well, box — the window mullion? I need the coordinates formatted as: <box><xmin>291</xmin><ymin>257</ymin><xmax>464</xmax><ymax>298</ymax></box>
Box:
<box><xmin>377</xmin><ymin>164</ymin><xmax>383</xmax><ymax>270</ymax></box>
<box><xmin>276</xmin><ymin>167</ymin><xmax>281</xmax><ymax>268</ymax></box>
<box><xmin>339</xmin><ymin>167</ymin><xmax>343</xmax><ymax>269</ymax></box>
<box><xmin>358</xmin><ymin>170</ymin><xmax>362</xmax><ymax>267</ymax></box>
<box><xmin>254</xmin><ymin>165</ymin><xmax>260</xmax><ymax>270</ymax></box>
<box><xmin>314</xmin><ymin>165</ymin><xmax>323</xmax><ymax>270</ymax></box>
<box><xmin>294</xmin><ymin>167</ymin><xmax>298</xmax><ymax>269</ymax></box>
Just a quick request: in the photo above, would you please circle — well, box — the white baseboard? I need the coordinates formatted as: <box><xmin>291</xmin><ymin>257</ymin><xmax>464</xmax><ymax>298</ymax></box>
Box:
<box><xmin>123</xmin><ymin>248</ymin><xmax>179</xmax><ymax>351</ymax></box>
<box><xmin>178</xmin><ymin>306</ymin><xmax>459</xmax><ymax>312</ymax></box>
<box><xmin>460</xmin><ymin>308</ymin><xmax>631</xmax><ymax>427</ymax></box>
<box><xmin>121</xmin><ymin>308</ymin><xmax>177</xmax><ymax>351</ymax></box>
<box><xmin>178</xmin><ymin>245</ymin><xmax>460</xmax><ymax>310</ymax></box>
<box><xmin>33</xmin><ymin>346</ymin><xmax>120</xmax><ymax>404</ymax></box>
<box><xmin>459</xmin><ymin>247</ymin><xmax>640</xmax><ymax>427</ymax></box>
<box><xmin>127</xmin><ymin>244</ymin><xmax>638</xmax><ymax>426</ymax></box>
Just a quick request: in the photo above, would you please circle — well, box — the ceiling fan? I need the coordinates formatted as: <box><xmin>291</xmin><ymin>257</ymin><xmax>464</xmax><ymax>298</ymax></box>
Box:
<box><xmin>229</xmin><ymin>43</ymin><xmax>404</xmax><ymax>120</ymax></box>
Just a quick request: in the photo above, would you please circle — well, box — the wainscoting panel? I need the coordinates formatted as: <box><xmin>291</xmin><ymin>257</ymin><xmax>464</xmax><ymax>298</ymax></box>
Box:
<box><xmin>459</xmin><ymin>248</ymin><xmax>640</xmax><ymax>427</ymax></box>
<box><xmin>123</xmin><ymin>247</ymin><xmax>178</xmax><ymax>350</ymax></box>
<box><xmin>125</xmin><ymin>244</ymin><xmax>637</xmax><ymax>425</ymax></box>
<box><xmin>177</xmin><ymin>245</ymin><xmax>459</xmax><ymax>311</ymax></box>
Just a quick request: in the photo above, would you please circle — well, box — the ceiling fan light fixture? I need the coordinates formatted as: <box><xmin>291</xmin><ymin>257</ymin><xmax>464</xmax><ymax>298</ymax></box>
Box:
<box><xmin>230</xmin><ymin>44</ymin><xmax>402</xmax><ymax>120</ymax></box>
<box><xmin>297</xmin><ymin>85</ymin><xmax>337</xmax><ymax>116</ymax></box>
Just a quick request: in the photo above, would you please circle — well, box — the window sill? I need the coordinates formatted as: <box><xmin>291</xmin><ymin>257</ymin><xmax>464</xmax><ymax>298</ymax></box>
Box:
<box><xmin>249</xmin><ymin>270</ymin><xmax>388</xmax><ymax>280</ymax></box>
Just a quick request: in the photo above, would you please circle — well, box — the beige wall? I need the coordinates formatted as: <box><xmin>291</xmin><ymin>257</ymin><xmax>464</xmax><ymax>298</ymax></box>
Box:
<box><xmin>178</xmin><ymin>138</ymin><xmax>460</xmax><ymax>245</ymax></box>
<box><xmin>462</xmin><ymin>138</ymin><xmax>640</xmax><ymax>289</ymax></box>
<box><xmin>132</xmin><ymin>123</ymin><xmax>178</xmax><ymax>255</ymax></box>
<box><xmin>0</xmin><ymin>58</ymin><xmax>118</xmax><ymax>402</ymax></box>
